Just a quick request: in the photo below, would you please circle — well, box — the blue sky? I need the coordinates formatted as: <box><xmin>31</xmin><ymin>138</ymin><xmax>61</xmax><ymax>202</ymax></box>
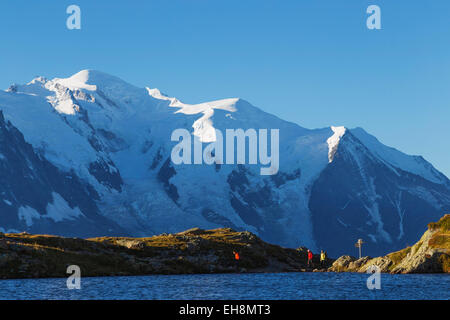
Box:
<box><xmin>1</xmin><ymin>0</ymin><xmax>449</xmax><ymax>176</ymax></box>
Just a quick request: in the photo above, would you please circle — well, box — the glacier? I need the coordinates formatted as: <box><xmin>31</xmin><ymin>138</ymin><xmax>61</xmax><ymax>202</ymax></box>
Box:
<box><xmin>0</xmin><ymin>70</ymin><xmax>449</xmax><ymax>257</ymax></box>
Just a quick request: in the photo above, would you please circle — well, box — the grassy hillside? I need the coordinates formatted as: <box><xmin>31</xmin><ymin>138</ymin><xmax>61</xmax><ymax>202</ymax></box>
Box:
<box><xmin>0</xmin><ymin>228</ymin><xmax>331</xmax><ymax>279</ymax></box>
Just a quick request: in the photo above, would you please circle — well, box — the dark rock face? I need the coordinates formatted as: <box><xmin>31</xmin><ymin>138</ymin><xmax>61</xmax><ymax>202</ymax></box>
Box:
<box><xmin>150</xmin><ymin>147</ymin><xmax>163</xmax><ymax>169</ymax></box>
<box><xmin>96</xmin><ymin>128</ymin><xmax>128</xmax><ymax>152</ymax></box>
<box><xmin>201</xmin><ymin>208</ymin><xmax>240</xmax><ymax>231</ymax></box>
<box><xmin>0</xmin><ymin>111</ymin><xmax>125</xmax><ymax>237</ymax></box>
<box><xmin>225</xmin><ymin>165</ymin><xmax>304</xmax><ymax>246</ymax></box>
<box><xmin>271</xmin><ymin>169</ymin><xmax>301</xmax><ymax>188</ymax></box>
<box><xmin>310</xmin><ymin>132</ymin><xmax>450</xmax><ymax>257</ymax></box>
<box><xmin>227</xmin><ymin>166</ymin><xmax>266</xmax><ymax>229</ymax></box>
<box><xmin>88</xmin><ymin>159</ymin><xmax>123</xmax><ymax>192</ymax></box>
<box><xmin>157</xmin><ymin>158</ymin><xmax>179</xmax><ymax>203</ymax></box>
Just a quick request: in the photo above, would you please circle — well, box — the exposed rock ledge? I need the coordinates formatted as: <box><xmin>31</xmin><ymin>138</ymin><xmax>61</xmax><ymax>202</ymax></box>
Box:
<box><xmin>0</xmin><ymin>215</ymin><xmax>447</xmax><ymax>279</ymax></box>
<box><xmin>0</xmin><ymin>227</ymin><xmax>332</xmax><ymax>279</ymax></box>
<box><xmin>329</xmin><ymin>214</ymin><xmax>449</xmax><ymax>274</ymax></box>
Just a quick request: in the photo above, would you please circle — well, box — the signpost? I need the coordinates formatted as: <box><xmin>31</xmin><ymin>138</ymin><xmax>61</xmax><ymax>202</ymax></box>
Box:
<box><xmin>355</xmin><ymin>239</ymin><xmax>364</xmax><ymax>259</ymax></box>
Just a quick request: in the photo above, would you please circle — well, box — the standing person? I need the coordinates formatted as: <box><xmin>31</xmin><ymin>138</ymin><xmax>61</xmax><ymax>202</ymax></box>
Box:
<box><xmin>307</xmin><ymin>249</ymin><xmax>313</xmax><ymax>268</ymax></box>
<box><xmin>320</xmin><ymin>250</ymin><xmax>326</xmax><ymax>267</ymax></box>
<box><xmin>233</xmin><ymin>250</ymin><xmax>240</xmax><ymax>272</ymax></box>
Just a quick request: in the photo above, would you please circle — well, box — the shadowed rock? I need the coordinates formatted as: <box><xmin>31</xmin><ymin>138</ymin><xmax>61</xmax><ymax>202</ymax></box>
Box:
<box><xmin>329</xmin><ymin>214</ymin><xmax>449</xmax><ymax>274</ymax></box>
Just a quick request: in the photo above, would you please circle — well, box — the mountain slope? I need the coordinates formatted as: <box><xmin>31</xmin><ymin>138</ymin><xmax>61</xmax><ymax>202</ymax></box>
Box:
<box><xmin>1</xmin><ymin>70</ymin><xmax>449</xmax><ymax>256</ymax></box>
<box><xmin>310</xmin><ymin>130</ymin><xmax>450</xmax><ymax>257</ymax></box>
<box><xmin>0</xmin><ymin>110</ymin><xmax>125</xmax><ymax>236</ymax></box>
<box><xmin>329</xmin><ymin>214</ymin><xmax>449</xmax><ymax>273</ymax></box>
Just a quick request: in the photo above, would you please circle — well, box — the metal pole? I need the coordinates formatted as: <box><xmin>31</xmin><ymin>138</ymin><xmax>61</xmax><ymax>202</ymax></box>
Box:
<box><xmin>355</xmin><ymin>239</ymin><xmax>364</xmax><ymax>259</ymax></box>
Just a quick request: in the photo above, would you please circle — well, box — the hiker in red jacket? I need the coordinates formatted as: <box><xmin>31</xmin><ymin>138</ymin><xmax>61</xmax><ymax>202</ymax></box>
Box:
<box><xmin>307</xmin><ymin>249</ymin><xmax>313</xmax><ymax>267</ymax></box>
<box><xmin>233</xmin><ymin>251</ymin><xmax>240</xmax><ymax>271</ymax></box>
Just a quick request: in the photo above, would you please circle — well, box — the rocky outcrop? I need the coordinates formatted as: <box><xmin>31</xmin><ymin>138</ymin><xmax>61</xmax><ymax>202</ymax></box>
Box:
<box><xmin>329</xmin><ymin>214</ymin><xmax>449</xmax><ymax>273</ymax></box>
<box><xmin>2</xmin><ymin>215</ymin><xmax>447</xmax><ymax>279</ymax></box>
<box><xmin>328</xmin><ymin>255</ymin><xmax>357</xmax><ymax>272</ymax></box>
<box><xmin>0</xmin><ymin>228</ymin><xmax>333</xmax><ymax>279</ymax></box>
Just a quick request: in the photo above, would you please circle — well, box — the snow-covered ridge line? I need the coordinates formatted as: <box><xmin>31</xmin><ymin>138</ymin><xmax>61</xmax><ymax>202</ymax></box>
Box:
<box><xmin>52</xmin><ymin>70</ymin><xmax>97</xmax><ymax>91</ymax></box>
<box><xmin>327</xmin><ymin>126</ymin><xmax>347</xmax><ymax>163</ymax></box>
<box><xmin>10</xmin><ymin>70</ymin><xmax>448</xmax><ymax>181</ymax></box>
<box><xmin>19</xmin><ymin>69</ymin><xmax>242</xmax><ymax>144</ymax></box>
<box><xmin>146</xmin><ymin>87</ymin><xmax>239</xmax><ymax>142</ymax></box>
<box><xmin>350</xmin><ymin>127</ymin><xmax>448</xmax><ymax>184</ymax></box>
<box><xmin>5</xmin><ymin>69</ymin><xmax>449</xmax><ymax>186</ymax></box>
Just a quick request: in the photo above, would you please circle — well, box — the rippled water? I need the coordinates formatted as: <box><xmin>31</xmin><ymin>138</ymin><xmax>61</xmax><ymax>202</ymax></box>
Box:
<box><xmin>0</xmin><ymin>273</ymin><xmax>448</xmax><ymax>300</ymax></box>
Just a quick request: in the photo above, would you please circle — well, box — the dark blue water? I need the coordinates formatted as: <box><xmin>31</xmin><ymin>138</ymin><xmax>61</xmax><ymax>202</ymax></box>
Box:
<box><xmin>0</xmin><ymin>273</ymin><xmax>448</xmax><ymax>300</ymax></box>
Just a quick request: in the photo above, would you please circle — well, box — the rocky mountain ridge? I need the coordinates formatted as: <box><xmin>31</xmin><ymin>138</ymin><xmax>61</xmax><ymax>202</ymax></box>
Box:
<box><xmin>0</xmin><ymin>227</ymin><xmax>332</xmax><ymax>279</ymax></box>
<box><xmin>329</xmin><ymin>214</ymin><xmax>449</xmax><ymax>273</ymax></box>
<box><xmin>1</xmin><ymin>70</ymin><xmax>449</xmax><ymax>257</ymax></box>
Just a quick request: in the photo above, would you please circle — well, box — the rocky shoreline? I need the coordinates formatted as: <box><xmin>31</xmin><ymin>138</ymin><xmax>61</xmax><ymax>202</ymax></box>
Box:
<box><xmin>0</xmin><ymin>215</ymin><xmax>448</xmax><ymax>279</ymax></box>
<box><xmin>329</xmin><ymin>214</ymin><xmax>449</xmax><ymax>274</ymax></box>
<box><xmin>0</xmin><ymin>227</ymin><xmax>332</xmax><ymax>279</ymax></box>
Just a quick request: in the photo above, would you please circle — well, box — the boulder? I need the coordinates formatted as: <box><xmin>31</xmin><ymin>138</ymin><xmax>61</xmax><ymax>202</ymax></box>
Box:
<box><xmin>328</xmin><ymin>255</ymin><xmax>356</xmax><ymax>272</ymax></box>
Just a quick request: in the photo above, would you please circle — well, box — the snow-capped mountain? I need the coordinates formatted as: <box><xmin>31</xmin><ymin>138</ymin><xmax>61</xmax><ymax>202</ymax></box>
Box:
<box><xmin>1</xmin><ymin>70</ymin><xmax>449</xmax><ymax>257</ymax></box>
<box><xmin>0</xmin><ymin>109</ymin><xmax>126</xmax><ymax>237</ymax></box>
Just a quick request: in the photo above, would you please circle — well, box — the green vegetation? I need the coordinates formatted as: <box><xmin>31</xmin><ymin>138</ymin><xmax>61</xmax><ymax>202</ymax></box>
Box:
<box><xmin>387</xmin><ymin>246</ymin><xmax>411</xmax><ymax>271</ymax></box>
<box><xmin>427</xmin><ymin>214</ymin><xmax>450</xmax><ymax>252</ymax></box>
<box><xmin>0</xmin><ymin>228</ymin><xmax>329</xmax><ymax>279</ymax></box>
<box><xmin>428</xmin><ymin>234</ymin><xmax>450</xmax><ymax>249</ymax></box>
<box><xmin>428</xmin><ymin>214</ymin><xmax>450</xmax><ymax>232</ymax></box>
